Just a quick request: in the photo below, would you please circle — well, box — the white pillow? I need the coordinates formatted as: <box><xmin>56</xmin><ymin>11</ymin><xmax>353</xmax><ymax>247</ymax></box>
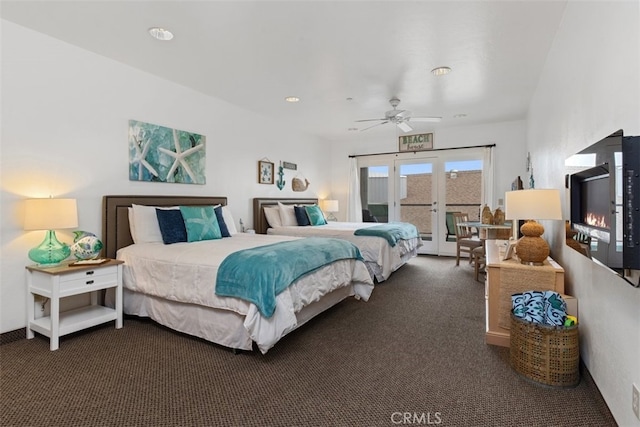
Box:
<box><xmin>127</xmin><ymin>207</ymin><xmax>137</xmax><ymax>244</ymax></box>
<box><xmin>221</xmin><ymin>206</ymin><xmax>238</xmax><ymax>235</ymax></box>
<box><xmin>131</xmin><ymin>204</ymin><xmax>177</xmax><ymax>243</ymax></box>
<box><xmin>278</xmin><ymin>202</ymin><xmax>298</xmax><ymax>226</ymax></box>
<box><xmin>264</xmin><ymin>206</ymin><xmax>282</xmax><ymax>228</ymax></box>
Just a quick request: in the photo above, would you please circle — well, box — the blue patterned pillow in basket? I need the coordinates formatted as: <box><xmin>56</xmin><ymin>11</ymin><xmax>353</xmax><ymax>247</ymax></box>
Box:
<box><xmin>512</xmin><ymin>290</ymin><xmax>567</xmax><ymax>326</ymax></box>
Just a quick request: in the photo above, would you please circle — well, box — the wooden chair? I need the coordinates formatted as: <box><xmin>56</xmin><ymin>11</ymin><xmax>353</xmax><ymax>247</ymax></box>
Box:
<box><xmin>473</xmin><ymin>246</ymin><xmax>486</xmax><ymax>282</ymax></box>
<box><xmin>445</xmin><ymin>211</ymin><xmax>460</xmax><ymax>242</ymax></box>
<box><xmin>452</xmin><ymin>212</ymin><xmax>483</xmax><ymax>266</ymax></box>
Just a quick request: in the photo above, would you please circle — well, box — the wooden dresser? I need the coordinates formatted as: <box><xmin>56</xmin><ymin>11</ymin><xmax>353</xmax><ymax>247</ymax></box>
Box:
<box><xmin>484</xmin><ymin>240</ymin><xmax>564</xmax><ymax>347</ymax></box>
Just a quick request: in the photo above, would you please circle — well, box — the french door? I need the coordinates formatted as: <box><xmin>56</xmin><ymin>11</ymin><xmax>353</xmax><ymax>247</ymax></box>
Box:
<box><xmin>394</xmin><ymin>158</ymin><xmax>438</xmax><ymax>254</ymax></box>
<box><xmin>359</xmin><ymin>149</ymin><xmax>486</xmax><ymax>256</ymax></box>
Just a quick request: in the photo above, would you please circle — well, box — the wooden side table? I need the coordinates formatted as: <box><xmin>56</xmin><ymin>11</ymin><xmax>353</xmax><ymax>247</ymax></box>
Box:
<box><xmin>484</xmin><ymin>241</ymin><xmax>564</xmax><ymax>347</ymax></box>
<box><xmin>26</xmin><ymin>259</ymin><xmax>123</xmax><ymax>350</ymax></box>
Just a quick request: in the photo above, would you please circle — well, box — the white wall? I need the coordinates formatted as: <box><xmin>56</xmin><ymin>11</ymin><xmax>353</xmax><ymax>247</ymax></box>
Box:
<box><xmin>328</xmin><ymin>120</ymin><xmax>527</xmax><ymax>220</ymax></box>
<box><xmin>0</xmin><ymin>21</ymin><xmax>332</xmax><ymax>333</ymax></box>
<box><xmin>527</xmin><ymin>2</ymin><xmax>640</xmax><ymax>426</ymax></box>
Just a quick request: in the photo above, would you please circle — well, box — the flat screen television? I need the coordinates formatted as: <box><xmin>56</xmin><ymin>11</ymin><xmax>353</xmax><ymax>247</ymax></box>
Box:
<box><xmin>566</xmin><ymin>130</ymin><xmax>639</xmax><ymax>286</ymax></box>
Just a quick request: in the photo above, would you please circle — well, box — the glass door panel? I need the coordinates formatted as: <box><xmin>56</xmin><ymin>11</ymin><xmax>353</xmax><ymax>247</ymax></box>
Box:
<box><xmin>440</xmin><ymin>158</ymin><xmax>483</xmax><ymax>255</ymax></box>
<box><xmin>395</xmin><ymin>159</ymin><xmax>437</xmax><ymax>254</ymax></box>
<box><xmin>359</xmin><ymin>165</ymin><xmax>389</xmax><ymax>223</ymax></box>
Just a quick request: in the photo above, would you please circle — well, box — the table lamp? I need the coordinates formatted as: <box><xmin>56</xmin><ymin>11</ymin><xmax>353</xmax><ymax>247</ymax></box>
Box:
<box><xmin>505</xmin><ymin>189</ymin><xmax>562</xmax><ymax>265</ymax></box>
<box><xmin>321</xmin><ymin>199</ymin><xmax>339</xmax><ymax>221</ymax></box>
<box><xmin>24</xmin><ymin>198</ymin><xmax>78</xmax><ymax>266</ymax></box>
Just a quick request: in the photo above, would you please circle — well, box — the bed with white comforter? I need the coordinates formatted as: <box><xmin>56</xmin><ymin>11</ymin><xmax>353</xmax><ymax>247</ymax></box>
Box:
<box><xmin>266</xmin><ymin>222</ymin><xmax>421</xmax><ymax>282</ymax></box>
<box><xmin>103</xmin><ymin>195</ymin><xmax>373</xmax><ymax>354</ymax></box>
<box><xmin>252</xmin><ymin>197</ymin><xmax>422</xmax><ymax>282</ymax></box>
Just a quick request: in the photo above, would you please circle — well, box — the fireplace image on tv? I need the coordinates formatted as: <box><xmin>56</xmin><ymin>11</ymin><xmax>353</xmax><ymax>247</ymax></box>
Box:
<box><xmin>570</xmin><ymin>163</ymin><xmax>617</xmax><ymax>261</ymax></box>
<box><xmin>566</xmin><ymin>130</ymin><xmax>639</xmax><ymax>286</ymax></box>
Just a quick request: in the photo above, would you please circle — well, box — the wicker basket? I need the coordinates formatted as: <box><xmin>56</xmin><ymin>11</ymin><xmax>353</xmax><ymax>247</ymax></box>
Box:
<box><xmin>509</xmin><ymin>313</ymin><xmax>580</xmax><ymax>387</ymax></box>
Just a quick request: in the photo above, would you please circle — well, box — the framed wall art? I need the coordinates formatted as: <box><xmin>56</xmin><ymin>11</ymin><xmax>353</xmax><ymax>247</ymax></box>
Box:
<box><xmin>399</xmin><ymin>133</ymin><xmax>433</xmax><ymax>152</ymax></box>
<box><xmin>128</xmin><ymin>120</ymin><xmax>206</xmax><ymax>184</ymax></box>
<box><xmin>258</xmin><ymin>160</ymin><xmax>274</xmax><ymax>184</ymax></box>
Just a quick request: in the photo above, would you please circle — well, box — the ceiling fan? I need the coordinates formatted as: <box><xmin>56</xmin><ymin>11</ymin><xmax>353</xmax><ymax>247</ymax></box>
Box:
<box><xmin>355</xmin><ymin>97</ymin><xmax>441</xmax><ymax>132</ymax></box>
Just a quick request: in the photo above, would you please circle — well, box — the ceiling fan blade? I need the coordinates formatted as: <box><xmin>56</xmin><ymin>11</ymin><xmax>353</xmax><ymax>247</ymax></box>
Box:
<box><xmin>409</xmin><ymin>117</ymin><xmax>442</xmax><ymax>123</ymax></box>
<box><xmin>397</xmin><ymin>121</ymin><xmax>413</xmax><ymax>133</ymax></box>
<box><xmin>355</xmin><ymin>118</ymin><xmax>387</xmax><ymax>123</ymax></box>
<box><xmin>360</xmin><ymin>121</ymin><xmax>389</xmax><ymax>131</ymax></box>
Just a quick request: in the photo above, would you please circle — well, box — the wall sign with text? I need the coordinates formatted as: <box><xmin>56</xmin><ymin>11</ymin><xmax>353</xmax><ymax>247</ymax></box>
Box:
<box><xmin>398</xmin><ymin>133</ymin><xmax>434</xmax><ymax>152</ymax></box>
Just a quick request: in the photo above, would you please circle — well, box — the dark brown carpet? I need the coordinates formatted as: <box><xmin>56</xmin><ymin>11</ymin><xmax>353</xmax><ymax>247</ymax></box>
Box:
<box><xmin>1</xmin><ymin>256</ymin><xmax>616</xmax><ymax>426</ymax></box>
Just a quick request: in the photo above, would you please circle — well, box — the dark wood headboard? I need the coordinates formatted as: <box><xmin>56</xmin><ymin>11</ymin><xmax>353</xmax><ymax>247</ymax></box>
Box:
<box><xmin>102</xmin><ymin>195</ymin><xmax>227</xmax><ymax>259</ymax></box>
<box><xmin>252</xmin><ymin>197</ymin><xmax>318</xmax><ymax>234</ymax></box>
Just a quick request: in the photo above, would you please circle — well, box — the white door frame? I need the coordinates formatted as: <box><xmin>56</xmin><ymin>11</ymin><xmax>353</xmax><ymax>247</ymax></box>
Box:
<box><xmin>356</xmin><ymin>147</ymin><xmax>492</xmax><ymax>256</ymax></box>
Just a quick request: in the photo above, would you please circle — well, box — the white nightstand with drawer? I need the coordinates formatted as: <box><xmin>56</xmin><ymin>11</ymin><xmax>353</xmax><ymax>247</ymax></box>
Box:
<box><xmin>26</xmin><ymin>259</ymin><xmax>123</xmax><ymax>350</ymax></box>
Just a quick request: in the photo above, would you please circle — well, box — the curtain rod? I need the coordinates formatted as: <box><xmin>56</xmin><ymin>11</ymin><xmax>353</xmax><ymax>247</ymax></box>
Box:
<box><xmin>348</xmin><ymin>143</ymin><xmax>496</xmax><ymax>158</ymax></box>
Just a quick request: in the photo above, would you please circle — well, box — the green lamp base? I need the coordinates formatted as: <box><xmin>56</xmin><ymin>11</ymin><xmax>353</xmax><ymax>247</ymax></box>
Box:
<box><xmin>28</xmin><ymin>230</ymin><xmax>70</xmax><ymax>266</ymax></box>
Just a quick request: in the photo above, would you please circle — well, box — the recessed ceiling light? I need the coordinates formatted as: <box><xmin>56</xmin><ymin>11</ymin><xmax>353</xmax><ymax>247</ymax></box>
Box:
<box><xmin>284</xmin><ymin>96</ymin><xmax>300</xmax><ymax>103</ymax></box>
<box><xmin>148</xmin><ymin>27</ymin><xmax>174</xmax><ymax>41</ymax></box>
<box><xmin>431</xmin><ymin>66</ymin><xmax>451</xmax><ymax>76</ymax></box>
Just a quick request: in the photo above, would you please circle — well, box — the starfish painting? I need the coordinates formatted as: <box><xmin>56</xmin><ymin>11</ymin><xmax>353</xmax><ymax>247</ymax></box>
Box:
<box><xmin>158</xmin><ymin>129</ymin><xmax>205</xmax><ymax>183</ymax></box>
<box><xmin>129</xmin><ymin>133</ymin><xmax>159</xmax><ymax>180</ymax></box>
<box><xmin>128</xmin><ymin>120</ymin><xmax>206</xmax><ymax>184</ymax></box>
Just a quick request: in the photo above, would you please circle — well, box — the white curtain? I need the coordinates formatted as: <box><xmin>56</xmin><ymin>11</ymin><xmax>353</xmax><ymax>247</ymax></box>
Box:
<box><xmin>481</xmin><ymin>146</ymin><xmax>495</xmax><ymax>207</ymax></box>
<box><xmin>347</xmin><ymin>157</ymin><xmax>363</xmax><ymax>222</ymax></box>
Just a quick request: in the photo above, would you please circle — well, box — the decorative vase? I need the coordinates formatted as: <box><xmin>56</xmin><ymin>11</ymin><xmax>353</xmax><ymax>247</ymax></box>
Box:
<box><xmin>481</xmin><ymin>205</ymin><xmax>494</xmax><ymax>224</ymax></box>
<box><xmin>493</xmin><ymin>207</ymin><xmax>505</xmax><ymax>225</ymax></box>
<box><xmin>70</xmin><ymin>231</ymin><xmax>103</xmax><ymax>260</ymax></box>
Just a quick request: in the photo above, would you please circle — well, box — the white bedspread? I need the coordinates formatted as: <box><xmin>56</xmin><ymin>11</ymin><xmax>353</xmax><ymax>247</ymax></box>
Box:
<box><xmin>267</xmin><ymin>222</ymin><xmax>422</xmax><ymax>281</ymax></box>
<box><xmin>117</xmin><ymin>233</ymin><xmax>373</xmax><ymax>352</ymax></box>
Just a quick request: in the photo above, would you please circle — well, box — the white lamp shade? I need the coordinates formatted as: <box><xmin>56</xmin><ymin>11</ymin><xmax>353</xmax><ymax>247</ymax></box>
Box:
<box><xmin>322</xmin><ymin>199</ymin><xmax>339</xmax><ymax>213</ymax></box>
<box><xmin>504</xmin><ymin>189</ymin><xmax>562</xmax><ymax>220</ymax></box>
<box><xmin>24</xmin><ymin>198</ymin><xmax>78</xmax><ymax>230</ymax></box>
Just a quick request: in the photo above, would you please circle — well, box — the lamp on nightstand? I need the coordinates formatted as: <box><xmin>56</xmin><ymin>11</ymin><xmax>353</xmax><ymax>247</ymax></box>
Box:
<box><xmin>24</xmin><ymin>198</ymin><xmax>78</xmax><ymax>266</ymax></box>
<box><xmin>505</xmin><ymin>189</ymin><xmax>562</xmax><ymax>265</ymax></box>
<box><xmin>321</xmin><ymin>199</ymin><xmax>339</xmax><ymax>221</ymax></box>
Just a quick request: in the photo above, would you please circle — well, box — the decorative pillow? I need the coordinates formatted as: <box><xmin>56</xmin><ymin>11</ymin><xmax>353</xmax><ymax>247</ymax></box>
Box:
<box><xmin>511</xmin><ymin>291</ymin><xmax>546</xmax><ymax>324</ymax></box>
<box><xmin>179</xmin><ymin>206</ymin><xmax>222</xmax><ymax>242</ymax></box>
<box><xmin>305</xmin><ymin>205</ymin><xmax>327</xmax><ymax>226</ymax></box>
<box><xmin>278</xmin><ymin>202</ymin><xmax>298</xmax><ymax>226</ymax></box>
<box><xmin>221</xmin><ymin>206</ymin><xmax>238</xmax><ymax>235</ymax></box>
<box><xmin>131</xmin><ymin>204</ymin><xmax>178</xmax><ymax>243</ymax></box>
<box><xmin>156</xmin><ymin>209</ymin><xmax>187</xmax><ymax>244</ymax></box>
<box><xmin>264</xmin><ymin>206</ymin><xmax>282</xmax><ymax>228</ymax></box>
<box><xmin>294</xmin><ymin>205</ymin><xmax>311</xmax><ymax>226</ymax></box>
<box><xmin>542</xmin><ymin>291</ymin><xmax>567</xmax><ymax>326</ymax></box>
<box><xmin>214</xmin><ymin>206</ymin><xmax>231</xmax><ymax>238</ymax></box>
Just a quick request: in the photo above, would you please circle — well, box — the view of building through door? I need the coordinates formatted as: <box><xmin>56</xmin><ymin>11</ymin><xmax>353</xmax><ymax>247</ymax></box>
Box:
<box><xmin>395</xmin><ymin>159</ymin><xmax>437</xmax><ymax>254</ymax></box>
<box><xmin>359</xmin><ymin>165</ymin><xmax>389</xmax><ymax>223</ymax></box>
<box><xmin>358</xmin><ymin>153</ymin><xmax>484</xmax><ymax>256</ymax></box>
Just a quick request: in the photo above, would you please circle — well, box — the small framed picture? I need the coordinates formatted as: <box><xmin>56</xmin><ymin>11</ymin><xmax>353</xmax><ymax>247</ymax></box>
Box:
<box><xmin>503</xmin><ymin>239</ymin><xmax>517</xmax><ymax>261</ymax></box>
<box><xmin>258</xmin><ymin>160</ymin><xmax>274</xmax><ymax>184</ymax></box>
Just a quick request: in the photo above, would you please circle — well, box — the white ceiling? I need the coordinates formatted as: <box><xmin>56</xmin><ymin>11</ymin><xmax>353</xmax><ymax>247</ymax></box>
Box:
<box><xmin>1</xmin><ymin>0</ymin><xmax>567</xmax><ymax>141</ymax></box>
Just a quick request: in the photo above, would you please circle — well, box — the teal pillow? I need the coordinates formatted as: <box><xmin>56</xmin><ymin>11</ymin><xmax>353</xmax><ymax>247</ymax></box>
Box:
<box><xmin>305</xmin><ymin>205</ymin><xmax>327</xmax><ymax>226</ymax></box>
<box><xmin>179</xmin><ymin>206</ymin><xmax>222</xmax><ymax>242</ymax></box>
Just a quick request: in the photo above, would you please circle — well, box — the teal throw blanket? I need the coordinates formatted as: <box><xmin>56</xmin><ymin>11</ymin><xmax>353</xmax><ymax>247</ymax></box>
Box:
<box><xmin>215</xmin><ymin>238</ymin><xmax>363</xmax><ymax>318</ymax></box>
<box><xmin>353</xmin><ymin>222</ymin><xmax>420</xmax><ymax>247</ymax></box>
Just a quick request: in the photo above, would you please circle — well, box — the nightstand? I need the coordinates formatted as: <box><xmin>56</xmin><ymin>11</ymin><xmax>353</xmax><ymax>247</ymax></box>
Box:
<box><xmin>26</xmin><ymin>259</ymin><xmax>123</xmax><ymax>350</ymax></box>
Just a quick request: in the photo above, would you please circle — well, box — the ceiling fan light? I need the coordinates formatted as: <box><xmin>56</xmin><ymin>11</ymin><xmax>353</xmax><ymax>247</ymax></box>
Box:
<box><xmin>431</xmin><ymin>66</ymin><xmax>451</xmax><ymax>76</ymax></box>
<box><xmin>148</xmin><ymin>27</ymin><xmax>174</xmax><ymax>41</ymax></box>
